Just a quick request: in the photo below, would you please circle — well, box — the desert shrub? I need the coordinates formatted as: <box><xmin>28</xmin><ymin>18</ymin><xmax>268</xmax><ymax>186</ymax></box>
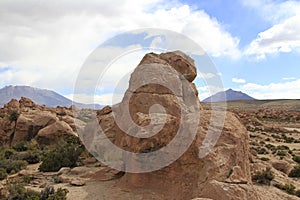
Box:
<box><xmin>8</xmin><ymin>110</ymin><xmax>19</xmax><ymax>122</ymax></box>
<box><xmin>283</xmin><ymin>184</ymin><xmax>296</xmax><ymax>195</ymax></box>
<box><xmin>40</xmin><ymin>185</ymin><xmax>55</xmax><ymax>200</ymax></box>
<box><xmin>276</xmin><ymin>150</ymin><xmax>287</xmax><ymax>157</ymax></box>
<box><xmin>6</xmin><ymin>181</ymin><xmax>68</xmax><ymax>200</ymax></box>
<box><xmin>23</xmin><ymin>174</ymin><xmax>35</xmax><ymax>184</ymax></box>
<box><xmin>253</xmin><ymin>147</ymin><xmax>269</xmax><ymax>155</ymax></box>
<box><xmin>13</xmin><ymin>151</ymin><xmax>40</xmax><ymax>164</ymax></box>
<box><xmin>0</xmin><ymin>159</ymin><xmax>27</xmax><ymax>174</ymax></box>
<box><xmin>0</xmin><ymin>167</ymin><xmax>7</xmax><ymax>180</ymax></box>
<box><xmin>47</xmin><ymin>188</ymin><xmax>69</xmax><ymax>200</ymax></box>
<box><xmin>283</xmin><ymin>136</ymin><xmax>295</xmax><ymax>143</ymax></box>
<box><xmin>3</xmin><ymin>148</ymin><xmax>15</xmax><ymax>159</ymax></box>
<box><xmin>252</xmin><ymin>167</ymin><xmax>274</xmax><ymax>185</ymax></box>
<box><xmin>13</xmin><ymin>140</ymin><xmax>39</xmax><ymax>152</ymax></box>
<box><xmin>277</xmin><ymin>145</ymin><xmax>290</xmax><ymax>150</ymax></box>
<box><xmin>296</xmin><ymin>190</ymin><xmax>300</xmax><ymax>197</ymax></box>
<box><xmin>289</xmin><ymin>165</ymin><xmax>300</xmax><ymax>178</ymax></box>
<box><xmin>6</xmin><ymin>181</ymin><xmax>40</xmax><ymax>200</ymax></box>
<box><xmin>260</xmin><ymin>157</ymin><xmax>270</xmax><ymax>161</ymax></box>
<box><xmin>265</xmin><ymin>143</ymin><xmax>275</xmax><ymax>150</ymax></box>
<box><xmin>265</xmin><ymin>138</ymin><xmax>271</xmax><ymax>142</ymax></box>
<box><xmin>271</xmin><ymin>134</ymin><xmax>281</xmax><ymax>139</ymax></box>
<box><xmin>293</xmin><ymin>156</ymin><xmax>300</xmax><ymax>164</ymax></box>
<box><xmin>39</xmin><ymin>136</ymin><xmax>84</xmax><ymax>172</ymax></box>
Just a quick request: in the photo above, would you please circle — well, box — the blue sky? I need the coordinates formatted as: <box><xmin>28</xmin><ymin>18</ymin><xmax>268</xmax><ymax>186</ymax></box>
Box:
<box><xmin>0</xmin><ymin>0</ymin><xmax>299</xmax><ymax>104</ymax></box>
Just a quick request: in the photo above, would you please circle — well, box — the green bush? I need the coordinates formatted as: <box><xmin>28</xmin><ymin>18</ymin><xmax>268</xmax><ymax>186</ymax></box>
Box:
<box><xmin>6</xmin><ymin>181</ymin><xmax>40</xmax><ymax>200</ymax></box>
<box><xmin>296</xmin><ymin>190</ymin><xmax>300</xmax><ymax>197</ymax></box>
<box><xmin>0</xmin><ymin>167</ymin><xmax>7</xmax><ymax>180</ymax></box>
<box><xmin>293</xmin><ymin>156</ymin><xmax>300</xmax><ymax>164</ymax></box>
<box><xmin>6</xmin><ymin>181</ymin><xmax>68</xmax><ymax>200</ymax></box>
<box><xmin>39</xmin><ymin>136</ymin><xmax>84</xmax><ymax>172</ymax></box>
<box><xmin>40</xmin><ymin>185</ymin><xmax>55</xmax><ymax>200</ymax></box>
<box><xmin>0</xmin><ymin>159</ymin><xmax>27</xmax><ymax>174</ymax></box>
<box><xmin>8</xmin><ymin>110</ymin><xmax>19</xmax><ymax>122</ymax></box>
<box><xmin>47</xmin><ymin>188</ymin><xmax>69</xmax><ymax>200</ymax></box>
<box><xmin>12</xmin><ymin>151</ymin><xmax>40</xmax><ymax>164</ymax></box>
<box><xmin>283</xmin><ymin>184</ymin><xmax>296</xmax><ymax>195</ymax></box>
<box><xmin>254</xmin><ymin>147</ymin><xmax>269</xmax><ymax>155</ymax></box>
<box><xmin>277</xmin><ymin>145</ymin><xmax>290</xmax><ymax>150</ymax></box>
<box><xmin>3</xmin><ymin>148</ymin><xmax>15</xmax><ymax>159</ymax></box>
<box><xmin>13</xmin><ymin>140</ymin><xmax>40</xmax><ymax>152</ymax></box>
<box><xmin>289</xmin><ymin>165</ymin><xmax>300</xmax><ymax>178</ymax></box>
<box><xmin>276</xmin><ymin>150</ymin><xmax>287</xmax><ymax>157</ymax></box>
<box><xmin>260</xmin><ymin>157</ymin><xmax>270</xmax><ymax>161</ymax></box>
<box><xmin>252</xmin><ymin>167</ymin><xmax>274</xmax><ymax>185</ymax></box>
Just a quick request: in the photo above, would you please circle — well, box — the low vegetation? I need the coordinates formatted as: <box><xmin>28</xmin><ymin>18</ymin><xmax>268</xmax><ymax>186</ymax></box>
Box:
<box><xmin>39</xmin><ymin>136</ymin><xmax>84</xmax><ymax>172</ymax></box>
<box><xmin>252</xmin><ymin>167</ymin><xmax>274</xmax><ymax>185</ymax></box>
<box><xmin>288</xmin><ymin>165</ymin><xmax>300</xmax><ymax>178</ymax></box>
<box><xmin>3</xmin><ymin>181</ymin><xmax>68</xmax><ymax>200</ymax></box>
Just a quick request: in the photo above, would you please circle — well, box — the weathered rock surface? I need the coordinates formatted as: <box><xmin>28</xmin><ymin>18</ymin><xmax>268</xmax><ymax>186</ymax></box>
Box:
<box><xmin>0</xmin><ymin>97</ymin><xmax>84</xmax><ymax>146</ymax></box>
<box><xmin>12</xmin><ymin>111</ymin><xmax>57</xmax><ymax>145</ymax></box>
<box><xmin>83</xmin><ymin>51</ymin><xmax>257</xmax><ymax>200</ymax></box>
<box><xmin>36</xmin><ymin>121</ymin><xmax>76</xmax><ymax>145</ymax></box>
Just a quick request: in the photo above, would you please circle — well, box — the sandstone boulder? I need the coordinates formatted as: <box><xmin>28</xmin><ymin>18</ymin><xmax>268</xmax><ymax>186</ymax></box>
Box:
<box><xmin>12</xmin><ymin>111</ymin><xmax>57</xmax><ymax>145</ymax></box>
<box><xmin>271</xmin><ymin>160</ymin><xmax>293</xmax><ymax>174</ymax></box>
<box><xmin>36</xmin><ymin>121</ymin><xmax>76</xmax><ymax>145</ymax></box>
<box><xmin>80</xmin><ymin>51</ymin><xmax>256</xmax><ymax>200</ymax></box>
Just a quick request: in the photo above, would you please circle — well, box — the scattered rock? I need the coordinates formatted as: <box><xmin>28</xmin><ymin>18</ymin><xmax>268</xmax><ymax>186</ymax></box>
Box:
<box><xmin>271</xmin><ymin>160</ymin><xmax>293</xmax><ymax>174</ymax></box>
<box><xmin>57</xmin><ymin>167</ymin><xmax>71</xmax><ymax>175</ymax></box>
<box><xmin>70</xmin><ymin>179</ymin><xmax>86</xmax><ymax>186</ymax></box>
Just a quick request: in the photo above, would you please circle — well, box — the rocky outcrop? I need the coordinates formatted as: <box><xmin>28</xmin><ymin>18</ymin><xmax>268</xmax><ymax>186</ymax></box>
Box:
<box><xmin>196</xmin><ymin>111</ymin><xmax>259</xmax><ymax>199</ymax></box>
<box><xmin>0</xmin><ymin>97</ymin><xmax>84</xmax><ymax>146</ymax></box>
<box><xmin>82</xmin><ymin>51</ymin><xmax>256</xmax><ymax>200</ymax></box>
<box><xmin>12</xmin><ymin>111</ymin><xmax>57</xmax><ymax>145</ymax></box>
<box><xmin>36</xmin><ymin>121</ymin><xmax>76</xmax><ymax>145</ymax></box>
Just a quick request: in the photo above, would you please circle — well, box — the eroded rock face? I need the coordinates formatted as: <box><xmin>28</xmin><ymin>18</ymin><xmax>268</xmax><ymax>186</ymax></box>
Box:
<box><xmin>85</xmin><ymin>51</ymin><xmax>256</xmax><ymax>200</ymax></box>
<box><xmin>0</xmin><ymin>97</ymin><xmax>84</xmax><ymax>146</ymax></box>
<box><xmin>36</xmin><ymin>121</ymin><xmax>76</xmax><ymax>145</ymax></box>
<box><xmin>12</xmin><ymin>111</ymin><xmax>57</xmax><ymax>145</ymax></box>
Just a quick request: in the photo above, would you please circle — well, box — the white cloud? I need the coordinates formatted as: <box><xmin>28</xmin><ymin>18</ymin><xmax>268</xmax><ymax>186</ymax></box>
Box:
<box><xmin>65</xmin><ymin>93</ymin><xmax>124</xmax><ymax>105</ymax></box>
<box><xmin>282</xmin><ymin>77</ymin><xmax>296</xmax><ymax>81</ymax></box>
<box><xmin>238</xmin><ymin>79</ymin><xmax>300</xmax><ymax>99</ymax></box>
<box><xmin>0</xmin><ymin>0</ymin><xmax>240</xmax><ymax>96</ymax></box>
<box><xmin>243</xmin><ymin>0</ymin><xmax>300</xmax><ymax>59</ymax></box>
<box><xmin>232</xmin><ymin>77</ymin><xmax>246</xmax><ymax>84</ymax></box>
<box><xmin>200</xmin><ymin>72</ymin><xmax>216</xmax><ymax>79</ymax></box>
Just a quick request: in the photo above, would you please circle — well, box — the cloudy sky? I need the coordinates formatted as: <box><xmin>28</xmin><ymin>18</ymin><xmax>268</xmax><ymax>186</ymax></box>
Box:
<box><xmin>0</xmin><ymin>0</ymin><xmax>299</xmax><ymax>104</ymax></box>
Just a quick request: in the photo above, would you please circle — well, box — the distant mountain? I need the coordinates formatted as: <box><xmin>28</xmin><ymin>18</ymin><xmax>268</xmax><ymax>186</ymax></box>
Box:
<box><xmin>0</xmin><ymin>85</ymin><xmax>102</xmax><ymax>109</ymax></box>
<box><xmin>203</xmin><ymin>89</ymin><xmax>256</xmax><ymax>103</ymax></box>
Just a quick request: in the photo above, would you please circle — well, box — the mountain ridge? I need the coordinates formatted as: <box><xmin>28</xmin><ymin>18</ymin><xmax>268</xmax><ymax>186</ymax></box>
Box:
<box><xmin>203</xmin><ymin>88</ymin><xmax>256</xmax><ymax>102</ymax></box>
<box><xmin>0</xmin><ymin>85</ymin><xmax>102</xmax><ymax>109</ymax></box>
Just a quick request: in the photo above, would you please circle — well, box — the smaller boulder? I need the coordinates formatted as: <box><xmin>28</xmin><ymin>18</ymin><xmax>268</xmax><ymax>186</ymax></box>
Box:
<box><xmin>70</xmin><ymin>179</ymin><xmax>86</xmax><ymax>186</ymax></box>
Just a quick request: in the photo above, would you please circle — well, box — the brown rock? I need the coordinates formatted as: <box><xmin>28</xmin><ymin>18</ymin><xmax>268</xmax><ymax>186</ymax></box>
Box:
<box><xmin>58</xmin><ymin>174</ymin><xmax>71</xmax><ymax>183</ymax></box>
<box><xmin>19</xmin><ymin>97</ymin><xmax>38</xmax><ymax>109</ymax></box>
<box><xmin>70</xmin><ymin>179</ymin><xmax>86</xmax><ymax>186</ymax></box>
<box><xmin>57</xmin><ymin>167</ymin><xmax>71</xmax><ymax>175</ymax></box>
<box><xmin>80</xmin><ymin>51</ymin><xmax>255</xmax><ymax>200</ymax></box>
<box><xmin>271</xmin><ymin>160</ymin><xmax>293</xmax><ymax>174</ymax></box>
<box><xmin>36</xmin><ymin>121</ymin><xmax>76</xmax><ymax>145</ymax></box>
<box><xmin>4</xmin><ymin>99</ymin><xmax>20</xmax><ymax>110</ymax></box>
<box><xmin>12</xmin><ymin>111</ymin><xmax>57</xmax><ymax>145</ymax></box>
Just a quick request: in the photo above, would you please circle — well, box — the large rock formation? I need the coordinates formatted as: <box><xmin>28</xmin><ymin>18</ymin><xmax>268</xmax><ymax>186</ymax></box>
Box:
<box><xmin>83</xmin><ymin>51</ymin><xmax>258</xmax><ymax>199</ymax></box>
<box><xmin>0</xmin><ymin>97</ymin><xmax>84</xmax><ymax>146</ymax></box>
